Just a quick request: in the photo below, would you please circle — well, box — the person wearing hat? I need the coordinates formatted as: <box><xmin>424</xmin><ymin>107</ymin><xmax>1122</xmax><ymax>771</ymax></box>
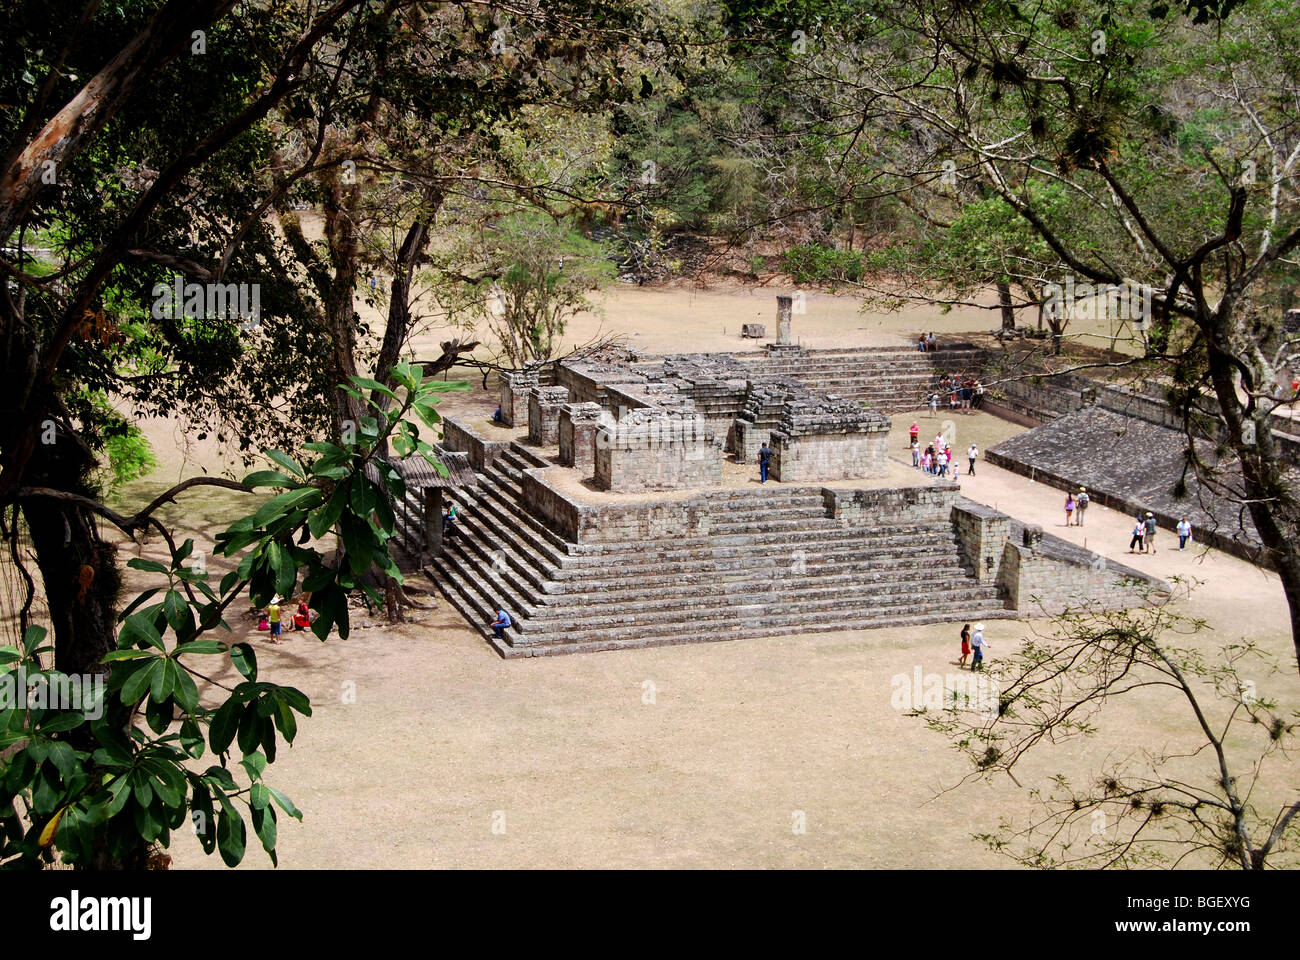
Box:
<box><xmin>1076</xmin><ymin>486</ymin><xmax>1089</xmax><ymax>525</ymax></box>
<box><xmin>267</xmin><ymin>595</ymin><xmax>283</xmax><ymax>643</ymax></box>
<box><xmin>1144</xmin><ymin>512</ymin><xmax>1158</xmax><ymax>554</ymax></box>
<box><xmin>970</xmin><ymin>623</ymin><xmax>988</xmax><ymax>670</ymax></box>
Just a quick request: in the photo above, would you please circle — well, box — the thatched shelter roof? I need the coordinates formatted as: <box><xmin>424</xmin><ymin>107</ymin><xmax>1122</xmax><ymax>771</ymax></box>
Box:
<box><xmin>387</xmin><ymin>450</ymin><xmax>478</xmax><ymax>489</ymax></box>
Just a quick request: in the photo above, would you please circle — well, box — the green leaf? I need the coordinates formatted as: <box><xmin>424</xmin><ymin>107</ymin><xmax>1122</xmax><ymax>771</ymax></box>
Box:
<box><xmin>174</xmin><ymin>640</ymin><xmax>225</xmax><ymax>656</ymax></box>
<box><xmin>180</xmin><ymin>718</ymin><xmax>205</xmax><ymax>759</ymax></box>
<box><xmin>150</xmin><ymin>659</ymin><xmax>175</xmax><ymax>703</ymax></box>
<box><xmin>241</xmin><ymin>469</ymin><xmax>302</xmax><ymax>489</ymax></box>
<box><xmin>126</xmin><ymin>558</ymin><xmax>170</xmax><ymax>575</ymax></box>
<box><xmin>265</xmin><ymin>449</ymin><xmax>306</xmax><ymax>479</ymax></box>
<box><xmin>172</xmin><ymin>665</ymin><xmax>199</xmax><ymax>713</ymax></box>
<box><xmin>251</xmin><ymin>802</ymin><xmax>277</xmax><ymax>861</ymax></box>
<box><xmin>191</xmin><ymin>784</ymin><xmax>216</xmax><ymax>853</ymax></box>
<box><xmin>163</xmin><ymin>590</ymin><xmax>195</xmax><ymax>639</ymax></box>
<box><xmin>216</xmin><ymin>802</ymin><xmax>247</xmax><ymax>867</ymax></box>
<box><xmin>119</xmin><ymin>613</ymin><xmax>166</xmax><ymax>651</ymax></box>
<box><xmin>249</xmin><ymin>487</ymin><xmax>323</xmax><ymax>529</ymax></box>
<box><xmin>240</xmin><ymin>750</ymin><xmax>268</xmax><ymax>781</ymax></box>
<box><xmin>209</xmin><ymin>698</ymin><xmax>241</xmax><ymax>755</ymax></box>
<box><xmin>230</xmin><ymin>643</ymin><xmax>257</xmax><ymax>682</ymax></box>
<box><xmin>267</xmin><ymin>786</ymin><xmax>303</xmax><ymax>821</ymax></box>
<box><xmin>121</xmin><ymin>658</ymin><xmax>161</xmax><ymax>704</ymax></box>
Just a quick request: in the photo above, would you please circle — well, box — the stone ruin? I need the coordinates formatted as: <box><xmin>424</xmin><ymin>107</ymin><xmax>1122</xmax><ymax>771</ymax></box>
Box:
<box><xmin>416</xmin><ymin>341</ymin><xmax>1170</xmax><ymax>657</ymax></box>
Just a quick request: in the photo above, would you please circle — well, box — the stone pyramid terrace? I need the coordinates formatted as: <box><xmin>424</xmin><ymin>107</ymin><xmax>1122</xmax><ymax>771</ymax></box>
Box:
<box><xmin>388</xmin><ymin>344</ymin><xmax>1167</xmax><ymax>657</ymax></box>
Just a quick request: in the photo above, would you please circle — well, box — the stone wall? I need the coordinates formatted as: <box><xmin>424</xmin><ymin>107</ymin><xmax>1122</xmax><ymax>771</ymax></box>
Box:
<box><xmin>440</xmin><ymin>416</ymin><xmax>508</xmax><ymax>472</ymax></box>
<box><xmin>593</xmin><ymin>411</ymin><xmax>721</xmax><ymax>492</ymax></box>
<box><xmin>498</xmin><ymin>370</ymin><xmax>539</xmax><ymax>428</ymax></box>
<box><xmin>947</xmin><ymin>496</ymin><xmax>1168</xmax><ymax>614</ymax></box>
<box><xmin>769</xmin><ymin>397</ymin><xmax>891</xmax><ymax>482</ymax></box>
<box><xmin>527</xmin><ymin>386</ymin><xmax>570</xmax><ymax>446</ymax></box>
<box><xmin>521</xmin><ymin>468</ymin><xmax>715</xmax><ymax>543</ymax></box>
<box><xmin>822</xmin><ymin>484</ymin><xmax>959</xmax><ymax>526</ymax></box>
<box><xmin>557</xmin><ymin>402</ymin><xmax>605</xmax><ymax>475</ymax></box>
<box><xmin>998</xmin><ymin>538</ymin><xmax>1167</xmax><ymax>615</ymax></box>
<box><xmin>951</xmin><ymin>499</ymin><xmax>1012</xmax><ymax>584</ymax></box>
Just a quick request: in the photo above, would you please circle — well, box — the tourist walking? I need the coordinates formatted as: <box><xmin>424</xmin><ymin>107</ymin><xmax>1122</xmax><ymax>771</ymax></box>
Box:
<box><xmin>971</xmin><ymin>623</ymin><xmax>988</xmax><ymax>670</ymax></box>
<box><xmin>929</xmin><ymin>393</ymin><xmax>939</xmax><ymax>416</ymax></box>
<box><xmin>758</xmin><ymin>442</ymin><xmax>773</xmax><ymax>483</ymax></box>
<box><xmin>967</xmin><ymin>443</ymin><xmax>978</xmax><ymax>476</ymax></box>
<box><xmin>490</xmin><ymin>608</ymin><xmax>512</xmax><ymax>640</ymax></box>
<box><xmin>1144</xmin><ymin>512</ymin><xmax>1158</xmax><ymax>554</ymax></box>
<box><xmin>1129</xmin><ymin>519</ymin><xmax>1146</xmax><ymax>553</ymax></box>
<box><xmin>1076</xmin><ymin>487</ymin><xmax>1089</xmax><ymax>526</ymax></box>
<box><xmin>1177</xmin><ymin>517</ymin><xmax>1193</xmax><ymax>551</ymax></box>
<box><xmin>1064</xmin><ymin>492</ymin><xmax>1076</xmax><ymax>526</ymax></box>
<box><xmin>944</xmin><ymin>445</ymin><xmax>954</xmax><ymax>476</ymax></box>
<box><xmin>959</xmin><ymin>623</ymin><xmax>971</xmax><ymax>668</ymax></box>
<box><xmin>910</xmin><ymin>421</ymin><xmax>919</xmax><ymax>445</ymax></box>
<box><xmin>911</xmin><ymin>439</ymin><xmax>920</xmax><ymax>467</ymax></box>
<box><xmin>921</xmin><ymin>449</ymin><xmax>932</xmax><ymax>474</ymax></box>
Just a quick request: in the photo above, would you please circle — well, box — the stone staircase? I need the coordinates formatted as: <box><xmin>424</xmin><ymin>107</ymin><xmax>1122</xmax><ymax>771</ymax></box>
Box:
<box><xmin>414</xmin><ymin>443</ymin><xmax>1009</xmax><ymax>657</ymax></box>
<box><xmin>735</xmin><ymin>347</ymin><xmax>985</xmax><ymax>413</ymax></box>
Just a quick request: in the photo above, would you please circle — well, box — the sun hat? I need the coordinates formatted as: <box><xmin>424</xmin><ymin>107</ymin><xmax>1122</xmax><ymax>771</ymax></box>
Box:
<box><xmin>975</xmin><ymin>622</ymin><xmax>985</xmax><ymax>631</ymax></box>
<box><xmin>1146</xmin><ymin>512</ymin><xmax>1153</xmax><ymax>517</ymax></box>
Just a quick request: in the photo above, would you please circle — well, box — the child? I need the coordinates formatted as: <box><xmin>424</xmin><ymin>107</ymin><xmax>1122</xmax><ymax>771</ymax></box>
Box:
<box><xmin>959</xmin><ymin>623</ymin><xmax>971</xmax><ymax>668</ymax></box>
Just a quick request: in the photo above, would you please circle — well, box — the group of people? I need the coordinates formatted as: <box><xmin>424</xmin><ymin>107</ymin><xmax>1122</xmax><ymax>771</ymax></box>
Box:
<box><xmin>908</xmin><ymin>422</ymin><xmax>978</xmax><ymax>478</ymax></box>
<box><xmin>1126</xmin><ymin>511</ymin><xmax>1195</xmax><ymax>554</ymax></box>
<box><xmin>257</xmin><ymin>594</ymin><xmax>313</xmax><ymax>642</ymax></box>
<box><xmin>929</xmin><ymin>374</ymin><xmax>983</xmax><ymax>415</ymax></box>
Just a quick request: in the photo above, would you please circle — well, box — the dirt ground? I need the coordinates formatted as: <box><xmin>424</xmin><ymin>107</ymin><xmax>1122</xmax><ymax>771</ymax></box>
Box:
<box><xmin>103</xmin><ymin>281</ymin><xmax>1294</xmax><ymax>870</ymax></box>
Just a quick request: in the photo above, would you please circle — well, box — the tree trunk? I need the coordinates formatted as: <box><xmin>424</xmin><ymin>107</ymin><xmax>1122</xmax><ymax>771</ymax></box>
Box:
<box><xmin>997</xmin><ymin>280</ymin><xmax>1016</xmax><ymax>331</ymax></box>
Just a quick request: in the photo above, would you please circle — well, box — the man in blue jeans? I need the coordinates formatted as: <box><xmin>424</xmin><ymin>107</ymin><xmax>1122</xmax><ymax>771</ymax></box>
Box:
<box><xmin>758</xmin><ymin>442</ymin><xmax>773</xmax><ymax>483</ymax></box>
<box><xmin>490</xmin><ymin>608</ymin><xmax>511</xmax><ymax>640</ymax></box>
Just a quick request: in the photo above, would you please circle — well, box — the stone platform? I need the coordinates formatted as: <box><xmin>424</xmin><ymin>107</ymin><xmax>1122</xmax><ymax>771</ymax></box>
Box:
<box><xmin>986</xmin><ymin>407</ymin><xmax>1267</xmax><ymax>564</ymax></box>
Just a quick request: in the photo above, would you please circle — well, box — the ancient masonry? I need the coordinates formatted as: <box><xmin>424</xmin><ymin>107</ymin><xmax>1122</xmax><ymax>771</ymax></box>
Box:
<box><xmin>386</xmin><ymin>334</ymin><xmax>1167</xmax><ymax>657</ymax></box>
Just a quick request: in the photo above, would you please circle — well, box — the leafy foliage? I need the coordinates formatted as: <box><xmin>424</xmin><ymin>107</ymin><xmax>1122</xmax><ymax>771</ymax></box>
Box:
<box><xmin>0</xmin><ymin>366</ymin><xmax>462</xmax><ymax>868</ymax></box>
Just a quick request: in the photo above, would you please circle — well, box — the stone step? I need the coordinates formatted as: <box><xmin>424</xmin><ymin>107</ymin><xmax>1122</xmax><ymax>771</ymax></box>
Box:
<box><xmin>550</xmin><ymin>539</ymin><xmax>967</xmax><ymax>584</ymax></box>
<box><xmin>508</xmin><ymin>589</ymin><xmax>1008</xmax><ymax>646</ymax></box>
<box><xmin>563</xmin><ymin>521</ymin><xmax>960</xmax><ymax>557</ymax></box>
<box><xmin>529</xmin><ymin>563</ymin><xmax>987</xmax><ymax>614</ymax></box>
<box><xmin>495</xmin><ymin>605</ymin><xmax>1012</xmax><ymax>657</ymax></box>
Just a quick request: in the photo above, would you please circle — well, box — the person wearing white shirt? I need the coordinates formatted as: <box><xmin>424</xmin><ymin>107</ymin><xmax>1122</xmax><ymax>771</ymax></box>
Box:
<box><xmin>967</xmin><ymin>443</ymin><xmax>978</xmax><ymax>476</ymax></box>
<box><xmin>970</xmin><ymin>623</ymin><xmax>989</xmax><ymax>670</ymax></box>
